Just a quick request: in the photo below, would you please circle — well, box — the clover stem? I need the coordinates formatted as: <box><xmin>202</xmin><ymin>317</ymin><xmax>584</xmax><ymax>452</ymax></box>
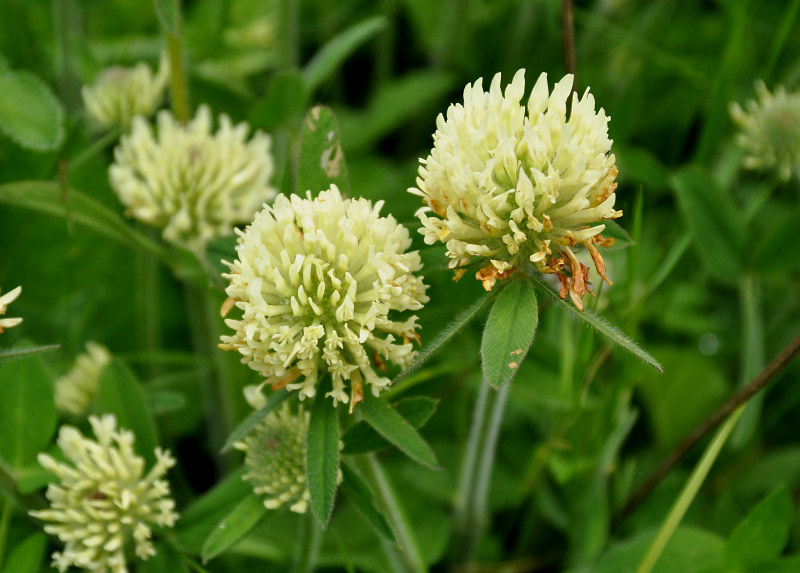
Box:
<box><xmin>292</xmin><ymin>510</ymin><xmax>322</xmax><ymax>573</ymax></box>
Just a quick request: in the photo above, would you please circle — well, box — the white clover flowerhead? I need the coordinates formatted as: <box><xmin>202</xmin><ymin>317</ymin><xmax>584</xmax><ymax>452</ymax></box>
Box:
<box><xmin>82</xmin><ymin>57</ymin><xmax>169</xmax><ymax>129</ymax></box>
<box><xmin>730</xmin><ymin>81</ymin><xmax>800</xmax><ymax>182</ymax></box>
<box><xmin>109</xmin><ymin>105</ymin><xmax>276</xmax><ymax>252</ymax></box>
<box><xmin>410</xmin><ymin>70</ymin><xmax>621</xmax><ymax>310</ymax></box>
<box><xmin>0</xmin><ymin>285</ymin><xmax>22</xmax><ymax>333</ymax></box>
<box><xmin>234</xmin><ymin>404</ymin><xmax>314</xmax><ymax>513</ymax></box>
<box><xmin>30</xmin><ymin>415</ymin><xmax>178</xmax><ymax>573</ymax></box>
<box><xmin>54</xmin><ymin>341</ymin><xmax>112</xmax><ymax>417</ymax></box>
<box><xmin>220</xmin><ymin>185</ymin><xmax>429</xmax><ymax>408</ymax></box>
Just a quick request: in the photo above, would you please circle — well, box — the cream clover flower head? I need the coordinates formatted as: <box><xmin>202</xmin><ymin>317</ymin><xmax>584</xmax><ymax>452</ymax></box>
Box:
<box><xmin>110</xmin><ymin>105</ymin><xmax>276</xmax><ymax>252</ymax></box>
<box><xmin>0</xmin><ymin>285</ymin><xmax>22</xmax><ymax>333</ymax></box>
<box><xmin>234</xmin><ymin>404</ymin><xmax>318</xmax><ymax>513</ymax></box>
<box><xmin>410</xmin><ymin>69</ymin><xmax>621</xmax><ymax>310</ymax></box>
<box><xmin>82</xmin><ymin>57</ymin><xmax>169</xmax><ymax>129</ymax></box>
<box><xmin>730</xmin><ymin>81</ymin><xmax>800</xmax><ymax>182</ymax></box>
<box><xmin>30</xmin><ymin>415</ymin><xmax>178</xmax><ymax>573</ymax></box>
<box><xmin>54</xmin><ymin>341</ymin><xmax>112</xmax><ymax>417</ymax></box>
<box><xmin>220</xmin><ymin>184</ymin><xmax>429</xmax><ymax>408</ymax></box>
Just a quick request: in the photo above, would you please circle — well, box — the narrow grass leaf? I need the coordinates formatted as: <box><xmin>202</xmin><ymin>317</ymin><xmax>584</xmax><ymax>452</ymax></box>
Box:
<box><xmin>297</xmin><ymin>105</ymin><xmax>350</xmax><ymax>196</ymax></box>
<box><xmin>201</xmin><ymin>493</ymin><xmax>270</xmax><ymax>563</ymax></box>
<box><xmin>307</xmin><ymin>377</ymin><xmax>340</xmax><ymax>527</ymax></box>
<box><xmin>481</xmin><ymin>280</ymin><xmax>539</xmax><ymax>388</ymax></box>
<box><xmin>357</xmin><ymin>391</ymin><xmax>439</xmax><ymax>469</ymax></box>
<box><xmin>221</xmin><ymin>388</ymin><xmax>290</xmax><ymax>452</ymax></box>
<box><xmin>340</xmin><ymin>461</ymin><xmax>395</xmax><ymax>541</ymax></box>
<box><xmin>671</xmin><ymin>165</ymin><xmax>743</xmax><ymax>283</ymax></box>
<box><xmin>531</xmin><ymin>274</ymin><xmax>663</xmax><ymax>373</ymax></box>
<box><xmin>0</xmin><ymin>181</ymin><xmax>168</xmax><ymax>261</ymax></box>
<box><xmin>393</xmin><ymin>291</ymin><xmax>492</xmax><ymax>384</ymax></box>
<box><xmin>303</xmin><ymin>17</ymin><xmax>386</xmax><ymax>93</ymax></box>
<box><xmin>342</xmin><ymin>397</ymin><xmax>438</xmax><ymax>455</ymax></box>
<box><xmin>0</xmin><ymin>354</ymin><xmax>57</xmax><ymax>469</ymax></box>
<box><xmin>0</xmin><ymin>69</ymin><xmax>64</xmax><ymax>151</ymax></box>
<box><xmin>95</xmin><ymin>359</ymin><xmax>160</xmax><ymax>466</ymax></box>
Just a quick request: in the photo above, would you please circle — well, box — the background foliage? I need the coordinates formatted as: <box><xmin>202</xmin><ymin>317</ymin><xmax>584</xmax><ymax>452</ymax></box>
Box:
<box><xmin>1</xmin><ymin>0</ymin><xmax>800</xmax><ymax>571</ymax></box>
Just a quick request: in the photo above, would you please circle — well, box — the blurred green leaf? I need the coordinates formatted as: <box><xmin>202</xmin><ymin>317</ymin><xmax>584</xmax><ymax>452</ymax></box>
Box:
<box><xmin>154</xmin><ymin>0</ymin><xmax>179</xmax><ymax>35</ymax></box>
<box><xmin>0</xmin><ymin>354</ymin><xmax>56</xmax><ymax>468</ymax></box>
<box><xmin>0</xmin><ymin>68</ymin><xmax>64</xmax><ymax>151</ymax></box>
<box><xmin>357</xmin><ymin>390</ymin><xmax>439</xmax><ymax>469</ymax></box>
<box><xmin>297</xmin><ymin>105</ymin><xmax>350</xmax><ymax>196</ymax></box>
<box><xmin>202</xmin><ymin>493</ymin><xmax>270</xmax><ymax>562</ymax></box>
<box><xmin>0</xmin><ymin>181</ymin><xmax>168</xmax><ymax>261</ymax></box>
<box><xmin>342</xmin><ymin>397</ymin><xmax>438</xmax><ymax>455</ymax></box>
<box><xmin>340</xmin><ymin>461</ymin><xmax>395</xmax><ymax>541</ymax></box>
<box><xmin>202</xmin><ymin>234</ymin><xmax>237</xmax><ymax>289</ymax></box>
<box><xmin>671</xmin><ymin>165</ymin><xmax>744</xmax><ymax>282</ymax></box>
<box><xmin>2</xmin><ymin>533</ymin><xmax>46</xmax><ymax>573</ymax></box>
<box><xmin>250</xmin><ymin>69</ymin><xmax>307</xmax><ymax>131</ymax></box>
<box><xmin>95</xmin><ymin>358</ymin><xmax>159</xmax><ymax>466</ymax></box>
<box><xmin>303</xmin><ymin>16</ymin><xmax>386</xmax><ymax>93</ymax></box>
<box><xmin>307</xmin><ymin>376</ymin><xmax>340</xmax><ymax>527</ymax></box>
<box><xmin>530</xmin><ymin>274</ymin><xmax>663</xmax><ymax>372</ymax></box>
<box><xmin>753</xmin><ymin>205</ymin><xmax>800</xmax><ymax>274</ymax></box>
<box><xmin>146</xmin><ymin>389</ymin><xmax>186</xmax><ymax>414</ymax></box>
<box><xmin>726</xmin><ymin>486</ymin><xmax>794</xmax><ymax>568</ymax></box>
<box><xmin>138</xmin><ymin>541</ymin><xmax>188</xmax><ymax>573</ymax></box>
<box><xmin>481</xmin><ymin>279</ymin><xmax>538</xmax><ymax>388</ymax></box>
<box><xmin>222</xmin><ymin>389</ymin><xmax>291</xmax><ymax>452</ymax></box>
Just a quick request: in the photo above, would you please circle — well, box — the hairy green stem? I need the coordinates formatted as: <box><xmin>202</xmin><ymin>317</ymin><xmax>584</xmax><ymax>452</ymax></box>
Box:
<box><xmin>292</xmin><ymin>510</ymin><xmax>322</xmax><ymax>573</ymax></box>
<box><xmin>165</xmin><ymin>3</ymin><xmax>190</xmax><ymax>124</ymax></box>
<box><xmin>731</xmin><ymin>273</ymin><xmax>764</xmax><ymax>447</ymax></box>
<box><xmin>0</xmin><ymin>497</ymin><xmax>11</xmax><ymax>568</ymax></box>
<box><xmin>453</xmin><ymin>380</ymin><xmax>511</xmax><ymax>570</ymax></box>
<box><xmin>453</xmin><ymin>380</ymin><xmax>490</xmax><ymax>536</ymax></box>
<box><xmin>636</xmin><ymin>406</ymin><xmax>744</xmax><ymax>573</ymax></box>
<box><xmin>361</xmin><ymin>453</ymin><xmax>427</xmax><ymax>573</ymax></box>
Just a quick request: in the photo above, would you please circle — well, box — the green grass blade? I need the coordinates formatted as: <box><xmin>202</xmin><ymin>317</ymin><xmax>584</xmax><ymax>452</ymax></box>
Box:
<box><xmin>221</xmin><ymin>389</ymin><xmax>291</xmax><ymax>452</ymax></box>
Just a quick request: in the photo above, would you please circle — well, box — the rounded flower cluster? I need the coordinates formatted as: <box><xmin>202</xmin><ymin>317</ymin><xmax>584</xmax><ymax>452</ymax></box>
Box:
<box><xmin>410</xmin><ymin>70</ymin><xmax>620</xmax><ymax>309</ymax></box>
<box><xmin>110</xmin><ymin>105</ymin><xmax>276</xmax><ymax>252</ymax></box>
<box><xmin>730</xmin><ymin>81</ymin><xmax>800</xmax><ymax>182</ymax></box>
<box><xmin>220</xmin><ymin>185</ymin><xmax>429</xmax><ymax>407</ymax></box>
<box><xmin>0</xmin><ymin>285</ymin><xmax>22</xmax><ymax>333</ymax></box>
<box><xmin>82</xmin><ymin>58</ymin><xmax>169</xmax><ymax>129</ymax></box>
<box><xmin>54</xmin><ymin>341</ymin><xmax>112</xmax><ymax>417</ymax></box>
<box><xmin>30</xmin><ymin>415</ymin><xmax>178</xmax><ymax>573</ymax></box>
<box><xmin>234</xmin><ymin>404</ymin><xmax>313</xmax><ymax>513</ymax></box>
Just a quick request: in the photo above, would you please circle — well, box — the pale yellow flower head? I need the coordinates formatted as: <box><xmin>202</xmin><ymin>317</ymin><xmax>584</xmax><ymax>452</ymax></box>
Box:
<box><xmin>410</xmin><ymin>70</ymin><xmax>620</xmax><ymax>309</ymax></box>
<box><xmin>110</xmin><ymin>105</ymin><xmax>276</xmax><ymax>252</ymax></box>
<box><xmin>54</xmin><ymin>341</ymin><xmax>111</xmax><ymax>417</ymax></box>
<box><xmin>220</xmin><ymin>185</ymin><xmax>429</xmax><ymax>407</ymax></box>
<box><xmin>30</xmin><ymin>415</ymin><xmax>178</xmax><ymax>573</ymax></box>
<box><xmin>234</xmin><ymin>403</ymin><xmax>313</xmax><ymax>513</ymax></box>
<box><xmin>82</xmin><ymin>58</ymin><xmax>169</xmax><ymax>129</ymax></box>
<box><xmin>730</xmin><ymin>81</ymin><xmax>800</xmax><ymax>182</ymax></box>
<box><xmin>0</xmin><ymin>285</ymin><xmax>22</xmax><ymax>333</ymax></box>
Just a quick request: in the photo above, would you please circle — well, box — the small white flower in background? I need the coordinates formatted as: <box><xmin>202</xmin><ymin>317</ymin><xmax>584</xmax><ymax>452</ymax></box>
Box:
<box><xmin>30</xmin><ymin>415</ymin><xmax>178</xmax><ymax>573</ymax></box>
<box><xmin>0</xmin><ymin>285</ymin><xmax>22</xmax><ymax>333</ymax></box>
<box><xmin>410</xmin><ymin>70</ymin><xmax>621</xmax><ymax>310</ymax></box>
<box><xmin>110</xmin><ymin>105</ymin><xmax>276</xmax><ymax>253</ymax></box>
<box><xmin>730</xmin><ymin>81</ymin><xmax>800</xmax><ymax>182</ymax></box>
<box><xmin>234</xmin><ymin>404</ymin><xmax>317</xmax><ymax>513</ymax></box>
<box><xmin>220</xmin><ymin>185</ymin><xmax>429</xmax><ymax>408</ymax></box>
<box><xmin>82</xmin><ymin>57</ymin><xmax>169</xmax><ymax>130</ymax></box>
<box><xmin>54</xmin><ymin>341</ymin><xmax>112</xmax><ymax>417</ymax></box>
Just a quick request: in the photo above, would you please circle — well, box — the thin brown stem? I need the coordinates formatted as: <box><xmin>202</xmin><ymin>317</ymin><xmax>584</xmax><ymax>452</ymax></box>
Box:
<box><xmin>621</xmin><ymin>332</ymin><xmax>800</xmax><ymax>517</ymax></box>
<box><xmin>561</xmin><ymin>0</ymin><xmax>577</xmax><ymax>90</ymax></box>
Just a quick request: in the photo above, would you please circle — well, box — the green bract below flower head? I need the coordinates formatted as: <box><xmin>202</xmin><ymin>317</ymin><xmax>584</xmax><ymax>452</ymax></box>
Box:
<box><xmin>30</xmin><ymin>415</ymin><xmax>178</xmax><ymax>573</ymax></box>
<box><xmin>81</xmin><ymin>57</ymin><xmax>169</xmax><ymax>129</ymax></box>
<box><xmin>0</xmin><ymin>285</ymin><xmax>22</xmax><ymax>333</ymax></box>
<box><xmin>234</xmin><ymin>403</ymin><xmax>316</xmax><ymax>513</ymax></box>
<box><xmin>410</xmin><ymin>69</ymin><xmax>621</xmax><ymax>310</ymax></box>
<box><xmin>110</xmin><ymin>105</ymin><xmax>276</xmax><ymax>252</ymax></box>
<box><xmin>730</xmin><ymin>81</ymin><xmax>800</xmax><ymax>182</ymax></box>
<box><xmin>220</xmin><ymin>185</ymin><xmax>429</xmax><ymax>408</ymax></box>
